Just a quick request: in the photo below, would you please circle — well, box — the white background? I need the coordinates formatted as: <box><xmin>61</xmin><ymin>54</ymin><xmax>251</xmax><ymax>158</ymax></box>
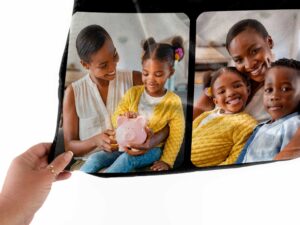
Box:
<box><xmin>0</xmin><ymin>1</ymin><xmax>300</xmax><ymax>224</ymax></box>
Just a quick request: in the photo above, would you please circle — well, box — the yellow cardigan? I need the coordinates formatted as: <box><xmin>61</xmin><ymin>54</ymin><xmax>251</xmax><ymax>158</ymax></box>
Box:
<box><xmin>191</xmin><ymin>110</ymin><xmax>257</xmax><ymax>167</ymax></box>
<box><xmin>112</xmin><ymin>85</ymin><xmax>185</xmax><ymax>167</ymax></box>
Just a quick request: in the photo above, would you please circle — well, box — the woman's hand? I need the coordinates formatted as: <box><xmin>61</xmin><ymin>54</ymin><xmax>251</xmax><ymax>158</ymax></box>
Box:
<box><xmin>193</xmin><ymin>93</ymin><xmax>215</xmax><ymax>120</ymax></box>
<box><xmin>93</xmin><ymin>129</ymin><xmax>118</xmax><ymax>152</ymax></box>
<box><xmin>150</xmin><ymin>161</ymin><xmax>170</xmax><ymax>171</ymax></box>
<box><xmin>0</xmin><ymin>143</ymin><xmax>73</xmax><ymax>225</ymax></box>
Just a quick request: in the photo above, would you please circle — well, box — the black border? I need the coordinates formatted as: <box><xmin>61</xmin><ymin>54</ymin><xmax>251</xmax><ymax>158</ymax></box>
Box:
<box><xmin>49</xmin><ymin>0</ymin><xmax>300</xmax><ymax>177</ymax></box>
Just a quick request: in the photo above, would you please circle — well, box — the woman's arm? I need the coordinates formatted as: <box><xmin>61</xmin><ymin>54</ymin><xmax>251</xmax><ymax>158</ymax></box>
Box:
<box><xmin>274</xmin><ymin>127</ymin><xmax>300</xmax><ymax>160</ymax></box>
<box><xmin>193</xmin><ymin>93</ymin><xmax>215</xmax><ymax>120</ymax></box>
<box><xmin>63</xmin><ymin>86</ymin><xmax>116</xmax><ymax>156</ymax></box>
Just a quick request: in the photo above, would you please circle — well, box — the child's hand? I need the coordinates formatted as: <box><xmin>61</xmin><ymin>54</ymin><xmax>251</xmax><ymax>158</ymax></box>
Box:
<box><xmin>150</xmin><ymin>160</ymin><xmax>170</xmax><ymax>171</ymax></box>
<box><xmin>127</xmin><ymin>126</ymin><xmax>154</xmax><ymax>151</ymax></box>
<box><xmin>122</xmin><ymin>111</ymin><xmax>138</xmax><ymax>118</ymax></box>
<box><xmin>124</xmin><ymin>147</ymin><xmax>148</xmax><ymax>156</ymax></box>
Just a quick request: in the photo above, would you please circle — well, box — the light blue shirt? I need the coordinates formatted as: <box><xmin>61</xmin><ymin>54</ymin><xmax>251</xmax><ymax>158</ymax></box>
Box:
<box><xmin>239</xmin><ymin>112</ymin><xmax>300</xmax><ymax>163</ymax></box>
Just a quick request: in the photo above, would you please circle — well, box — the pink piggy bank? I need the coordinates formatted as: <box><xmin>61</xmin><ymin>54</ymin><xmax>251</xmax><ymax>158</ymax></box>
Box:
<box><xmin>116</xmin><ymin>115</ymin><xmax>147</xmax><ymax>151</ymax></box>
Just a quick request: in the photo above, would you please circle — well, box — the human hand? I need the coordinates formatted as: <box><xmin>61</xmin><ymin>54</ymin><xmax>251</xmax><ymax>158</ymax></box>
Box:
<box><xmin>0</xmin><ymin>143</ymin><xmax>73</xmax><ymax>225</ymax></box>
<box><xmin>123</xmin><ymin>147</ymin><xmax>148</xmax><ymax>156</ymax></box>
<box><xmin>94</xmin><ymin>129</ymin><xmax>118</xmax><ymax>152</ymax></box>
<box><xmin>122</xmin><ymin>111</ymin><xmax>138</xmax><ymax>118</ymax></box>
<box><xmin>274</xmin><ymin>147</ymin><xmax>300</xmax><ymax>160</ymax></box>
<box><xmin>274</xmin><ymin>128</ymin><xmax>300</xmax><ymax>161</ymax></box>
<box><xmin>150</xmin><ymin>161</ymin><xmax>170</xmax><ymax>171</ymax></box>
<box><xmin>126</xmin><ymin>126</ymin><xmax>154</xmax><ymax>152</ymax></box>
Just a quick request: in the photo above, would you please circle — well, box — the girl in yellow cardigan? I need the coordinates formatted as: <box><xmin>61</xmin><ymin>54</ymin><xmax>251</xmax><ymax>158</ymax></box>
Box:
<box><xmin>191</xmin><ymin>67</ymin><xmax>257</xmax><ymax>167</ymax></box>
<box><xmin>81</xmin><ymin>37</ymin><xmax>185</xmax><ymax>173</ymax></box>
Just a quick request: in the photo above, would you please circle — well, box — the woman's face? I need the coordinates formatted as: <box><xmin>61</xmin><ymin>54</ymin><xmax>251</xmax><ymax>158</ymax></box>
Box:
<box><xmin>81</xmin><ymin>38</ymin><xmax>119</xmax><ymax>81</ymax></box>
<box><xmin>228</xmin><ymin>28</ymin><xmax>273</xmax><ymax>83</ymax></box>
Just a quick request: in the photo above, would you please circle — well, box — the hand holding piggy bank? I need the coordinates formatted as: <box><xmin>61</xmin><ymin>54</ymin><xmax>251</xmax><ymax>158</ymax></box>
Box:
<box><xmin>116</xmin><ymin>115</ymin><xmax>147</xmax><ymax>151</ymax></box>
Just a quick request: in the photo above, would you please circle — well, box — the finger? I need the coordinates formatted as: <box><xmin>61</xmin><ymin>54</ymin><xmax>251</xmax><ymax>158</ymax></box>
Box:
<box><xmin>130</xmin><ymin>112</ymin><xmax>137</xmax><ymax>118</ymax></box>
<box><xmin>103</xmin><ymin>143</ymin><xmax>113</xmax><ymax>152</ymax></box>
<box><xmin>105</xmin><ymin>129</ymin><xmax>115</xmax><ymax>136</ymax></box>
<box><xmin>39</xmin><ymin>156</ymin><xmax>50</xmax><ymax>169</ymax></box>
<box><xmin>127</xmin><ymin>143</ymin><xmax>140</xmax><ymax>149</ymax></box>
<box><xmin>124</xmin><ymin>149</ymin><xmax>135</xmax><ymax>155</ymax></box>
<box><xmin>23</xmin><ymin>143</ymin><xmax>52</xmax><ymax>159</ymax></box>
<box><xmin>150</xmin><ymin>165</ymin><xmax>159</xmax><ymax>171</ymax></box>
<box><xmin>123</xmin><ymin>146</ymin><xmax>130</xmax><ymax>152</ymax></box>
<box><xmin>48</xmin><ymin>151</ymin><xmax>73</xmax><ymax>177</ymax></box>
<box><xmin>152</xmin><ymin>161</ymin><xmax>160</xmax><ymax>165</ymax></box>
<box><xmin>110</xmin><ymin>143</ymin><xmax>119</xmax><ymax>151</ymax></box>
<box><xmin>101</xmin><ymin>135</ymin><xmax>113</xmax><ymax>145</ymax></box>
<box><xmin>55</xmin><ymin>171</ymin><xmax>72</xmax><ymax>181</ymax></box>
<box><xmin>152</xmin><ymin>165</ymin><xmax>165</xmax><ymax>171</ymax></box>
<box><xmin>18</xmin><ymin>143</ymin><xmax>53</xmax><ymax>168</ymax></box>
<box><xmin>145</xmin><ymin>127</ymin><xmax>154</xmax><ymax>136</ymax></box>
<box><xmin>126</xmin><ymin>149</ymin><xmax>141</xmax><ymax>156</ymax></box>
<box><xmin>110</xmin><ymin>138</ymin><xmax>117</xmax><ymax>145</ymax></box>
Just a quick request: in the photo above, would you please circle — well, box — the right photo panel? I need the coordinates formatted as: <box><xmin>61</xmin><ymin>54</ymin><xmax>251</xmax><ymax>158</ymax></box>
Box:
<box><xmin>192</xmin><ymin>10</ymin><xmax>300</xmax><ymax>167</ymax></box>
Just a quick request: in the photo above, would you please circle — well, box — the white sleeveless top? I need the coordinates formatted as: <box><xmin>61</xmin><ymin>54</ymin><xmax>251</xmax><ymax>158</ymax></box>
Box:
<box><xmin>72</xmin><ymin>70</ymin><xmax>133</xmax><ymax>144</ymax></box>
<box><xmin>245</xmin><ymin>86</ymin><xmax>271</xmax><ymax>123</ymax></box>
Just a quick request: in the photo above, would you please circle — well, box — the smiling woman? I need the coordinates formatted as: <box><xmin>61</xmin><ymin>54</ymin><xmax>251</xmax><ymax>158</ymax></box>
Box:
<box><xmin>194</xmin><ymin>18</ymin><xmax>274</xmax><ymax>123</ymax></box>
<box><xmin>193</xmin><ymin>10</ymin><xmax>300</xmax><ymax>167</ymax></box>
<box><xmin>62</xmin><ymin>24</ymin><xmax>142</xmax><ymax>171</ymax></box>
<box><xmin>80</xmin><ymin>36</ymin><xmax>186</xmax><ymax>173</ymax></box>
<box><xmin>54</xmin><ymin>12</ymin><xmax>190</xmax><ymax>174</ymax></box>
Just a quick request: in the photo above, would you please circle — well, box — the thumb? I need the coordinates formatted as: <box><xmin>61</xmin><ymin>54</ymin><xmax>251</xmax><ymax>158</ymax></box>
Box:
<box><xmin>145</xmin><ymin>126</ymin><xmax>153</xmax><ymax>136</ymax></box>
<box><xmin>48</xmin><ymin>151</ymin><xmax>73</xmax><ymax>175</ymax></box>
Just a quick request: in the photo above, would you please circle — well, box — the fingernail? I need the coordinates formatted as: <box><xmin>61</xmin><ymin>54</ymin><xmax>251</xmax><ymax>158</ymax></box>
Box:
<box><xmin>64</xmin><ymin>151</ymin><xmax>73</xmax><ymax>160</ymax></box>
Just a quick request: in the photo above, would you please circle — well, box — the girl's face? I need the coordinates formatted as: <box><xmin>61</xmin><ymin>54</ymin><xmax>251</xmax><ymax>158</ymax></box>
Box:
<box><xmin>142</xmin><ymin>59</ymin><xmax>174</xmax><ymax>97</ymax></box>
<box><xmin>81</xmin><ymin>38</ymin><xmax>119</xmax><ymax>81</ymax></box>
<box><xmin>228</xmin><ymin>28</ymin><xmax>273</xmax><ymax>83</ymax></box>
<box><xmin>212</xmin><ymin>72</ymin><xmax>249</xmax><ymax>114</ymax></box>
<box><xmin>264</xmin><ymin>67</ymin><xmax>300</xmax><ymax>121</ymax></box>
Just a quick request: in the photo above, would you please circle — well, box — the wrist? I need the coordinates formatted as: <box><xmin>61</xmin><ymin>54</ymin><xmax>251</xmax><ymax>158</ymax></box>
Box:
<box><xmin>90</xmin><ymin>135</ymin><xmax>100</xmax><ymax>149</ymax></box>
<box><xmin>0</xmin><ymin>194</ymin><xmax>32</xmax><ymax>225</ymax></box>
<box><xmin>148</xmin><ymin>136</ymin><xmax>156</xmax><ymax>149</ymax></box>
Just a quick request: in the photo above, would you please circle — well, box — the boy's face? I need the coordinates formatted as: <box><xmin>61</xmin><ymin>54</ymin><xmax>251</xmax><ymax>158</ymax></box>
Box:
<box><xmin>81</xmin><ymin>38</ymin><xmax>119</xmax><ymax>81</ymax></box>
<box><xmin>212</xmin><ymin>72</ymin><xmax>249</xmax><ymax>114</ymax></box>
<box><xmin>142</xmin><ymin>59</ymin><xmax>174</xmax><ymax>97</ymax></box>
<box><xmin>264</xmin><ymin>66</ymin><xmax>300</xmax><ymax>121</ymax></box>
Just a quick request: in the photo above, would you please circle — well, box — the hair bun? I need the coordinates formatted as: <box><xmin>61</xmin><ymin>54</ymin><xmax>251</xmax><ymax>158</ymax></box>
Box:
<box><xmin>171</xmin><ymin>36</ymin><xmax>183</xmax><ymax>49</ymax></box>
<box><xmin>142</xmin><ymin>37</ymin><xmax>156</xmax><ymax>51</ymax></box>
<box><xmin>172</xmin><ymin>36</ymin><xmax>184</xmax><ymax>61</ymax></box>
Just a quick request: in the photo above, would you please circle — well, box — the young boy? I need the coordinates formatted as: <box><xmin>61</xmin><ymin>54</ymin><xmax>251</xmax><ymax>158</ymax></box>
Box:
<box><xmin>237</xmin><ymin>58</ymin><xmax>300</xmax><ymax>163</ymax></box>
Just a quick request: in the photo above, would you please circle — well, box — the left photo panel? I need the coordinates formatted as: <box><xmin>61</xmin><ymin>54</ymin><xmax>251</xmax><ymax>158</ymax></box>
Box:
<box><xmin>54</xmin><ymin>12</ymin><xmax>190</xmax><ymax>175</ymax></box>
